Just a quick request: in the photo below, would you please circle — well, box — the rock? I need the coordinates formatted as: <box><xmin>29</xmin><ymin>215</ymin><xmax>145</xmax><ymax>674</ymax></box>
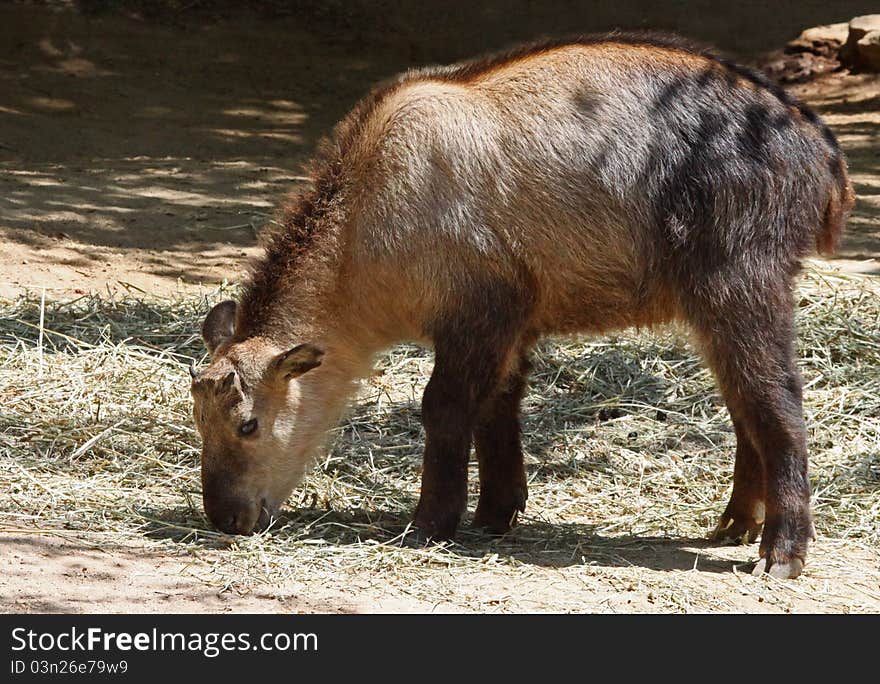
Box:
<box><xmin>763</xmin><ymin>51</ymin><xmax>839</xmax><ymax>84</ymax></box>
<box><xmin>850</xmin><ymin>14</ymin><xmax>880</xmax><ymax>37</ymax></box>
<box><xmin>857</xmin><ymin>30</ymin><xmax>880</xmax><ymax>71</ymax></box>
<box><xmin>801</xmin><ymin>23</ymin><xmax>851</xmax><ymax>44</ymax></box>
<box><xmin>841</xmin><ymin>14</ymin><xmax>880</xmax><ymax>66</ymax></box>
<box><xmin>786</xmin><ymin>22</ymin><xmax>849</xmax><ymax>57</ymax></box>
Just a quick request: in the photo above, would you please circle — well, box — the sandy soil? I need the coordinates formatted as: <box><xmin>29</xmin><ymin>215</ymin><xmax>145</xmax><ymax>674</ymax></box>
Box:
<box><xmin>4</xmin><ymin>535</ymin><xmax>878</xmax><ymax>614</ymax></box>
<box><xmin>1</xmin><ymin>4</ymin><xmax>879</xmax><ymax>613</ymax></box>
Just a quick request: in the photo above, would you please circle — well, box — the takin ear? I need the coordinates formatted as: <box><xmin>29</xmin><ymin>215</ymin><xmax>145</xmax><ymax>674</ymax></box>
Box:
<box><xmin>271</xmin><ymin>343</ymin><xmax>325</xmax><ymax>382</ymax></box>
<box><xmin>202</xmin><ymin>300</ymin><xmax>237</xmax><ymax>355</ymax></box>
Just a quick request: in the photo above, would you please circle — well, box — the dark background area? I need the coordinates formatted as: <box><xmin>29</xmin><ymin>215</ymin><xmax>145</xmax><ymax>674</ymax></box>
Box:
<box><xmin>19</xmin><ymin>0</ymin><xmax>880</xmax><ymax>59</ymax></box>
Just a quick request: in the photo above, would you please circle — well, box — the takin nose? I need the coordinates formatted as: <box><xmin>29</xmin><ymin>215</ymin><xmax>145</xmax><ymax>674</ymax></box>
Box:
<box><xmin>203</xmin><ymin>493</ymin><xmax>262</xmax><ymax>535</ymax></box>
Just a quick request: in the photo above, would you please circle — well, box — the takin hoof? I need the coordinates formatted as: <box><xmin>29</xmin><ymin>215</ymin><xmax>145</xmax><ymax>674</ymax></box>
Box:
<box><xmin>401</xmin><ymin>525</ymin><xmax>456</xmax><ymax>547</ymax></box>
<box><xmin>751</xmin><ymin>556</ymin><xmax>805</xmax><ymax>579</ymax></box>
<box><xmin>710</xmin><ymin>513</ymin><xmax>763</xmax><ymax>545</ymax></box>
<box><xmin>472</xmin><ymin>488</ymin><xmax>527</xmax><ymax>536</ymax></box>
<box><xmin>400</xmin><ymin>527</ymin><xmax>435</xmax><ymax>548</ymax></box>
<box><xmin>471</xmin><ymin>507</ymin><xmax>520</xmax><ymax>536</ymax></box>
<box><xmin>750</xmin><ymin>513</ymin><xmax>812</xmax><ymax>579</ymax></box>
<box><xmin>711</xmin><ymin>500</ymin><xmax>764</xmax><ymax>545</ymax></box>
<box><xmin>405</xmin><ymin>513</ymin><xmax>459</xmax><ymax>546</ymax></box>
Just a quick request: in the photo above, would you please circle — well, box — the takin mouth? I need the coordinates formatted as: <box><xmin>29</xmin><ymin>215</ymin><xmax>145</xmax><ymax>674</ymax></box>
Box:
<box><xmin>255</xmin><ymin>498</ymin><xmax>279</xmax><ymax>533</ymax></box>
<box><xmin>211</xmin><ymin>497</ymin><xmax>279</xmax><ymax>535</ymax></box>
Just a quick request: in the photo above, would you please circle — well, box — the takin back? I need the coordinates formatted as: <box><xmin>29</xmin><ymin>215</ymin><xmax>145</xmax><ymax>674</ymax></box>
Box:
<box><xmin>190</xmin><ymin>34</ymin><xmax>853</xmax><ymax>579</ymax></box>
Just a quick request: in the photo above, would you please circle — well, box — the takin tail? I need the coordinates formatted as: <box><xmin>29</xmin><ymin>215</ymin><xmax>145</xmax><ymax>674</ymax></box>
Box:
<box><xmin>817</xmin><ymin>155</ymin><xmax>855</xmax><ymax>256</ymax></box>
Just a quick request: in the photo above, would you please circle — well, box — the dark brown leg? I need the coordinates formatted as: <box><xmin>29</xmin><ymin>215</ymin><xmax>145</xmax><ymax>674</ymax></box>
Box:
<box><xmin>739</xmin><ymin>382</ymin><xmax>813</xmax><ymax>579</ymax></box>
<box><xmin>711</xmin><ymin>416</ymin><xmax>765</xmax><ymax>544</ymax></box>
<box><xmin>693</xmin><ymin>285</ymin><xmax>813</xmax><ymax>578</ymax></box>
<box><xmin>412</xmin><ymin>286</ymin><xmax>532</xmax><ymax>542</ymax></box>
<box><xmin>472</xmin><ymin>354</ymin><xmax>531</xmax><ymax>534</ymax></box>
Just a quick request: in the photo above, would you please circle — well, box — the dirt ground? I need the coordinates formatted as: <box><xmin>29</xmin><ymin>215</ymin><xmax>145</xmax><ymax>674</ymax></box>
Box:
<box><xmin>5</xmin><ymin>535</ymin><xmax>879</xmax><ymax>613</ymax></box>
<box><xmin>1</xmin><ymin>4</ymin><xmax>879</xmax><ymax>613</ymax></box>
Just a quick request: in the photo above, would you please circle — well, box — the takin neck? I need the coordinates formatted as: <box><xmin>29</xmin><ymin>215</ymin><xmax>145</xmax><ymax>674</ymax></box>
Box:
<box><xmin>235</xmin><ymin>175</ymin><xmax>388</xmax><ymax>386</ymax></box>
<box><xmin>236</xmin><ymin>172</ymin><xmax>348</xmax><ymax>344</ymax></box>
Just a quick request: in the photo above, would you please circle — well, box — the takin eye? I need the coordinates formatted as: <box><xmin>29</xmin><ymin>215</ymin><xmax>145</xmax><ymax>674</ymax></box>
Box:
<box><xmin>239</xmin><ymin>419</ymin><xmax>258</xmax><ymax>437</ymax></box>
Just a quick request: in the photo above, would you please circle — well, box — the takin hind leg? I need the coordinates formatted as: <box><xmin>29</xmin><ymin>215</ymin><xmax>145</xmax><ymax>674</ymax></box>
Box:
<box><xmin>689</xmin><ymin>282</ymin><xmax>814</xmax><ymax>579</ymax></box>
<box><xmin>472</xmin><ymin>351</ymin><xmax>532</xmax><ymax>535</ymax></box>
<box><xmin>711</xmin><ymin>417</ymin><xmax>766</xmax><ymax>544</ymax></box>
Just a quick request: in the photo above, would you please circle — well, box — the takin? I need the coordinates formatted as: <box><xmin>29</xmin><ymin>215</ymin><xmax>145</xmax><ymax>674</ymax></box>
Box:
<box><xmin>190</xmin><ymin>34</ymin><xmax>853</xmax><ymax>579</ymax></box>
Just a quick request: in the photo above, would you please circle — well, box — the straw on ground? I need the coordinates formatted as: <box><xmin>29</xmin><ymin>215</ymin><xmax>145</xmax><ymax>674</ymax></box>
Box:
<box><xmin>1</xmin><ymin>262</ymin><xmax>878</xmax><ymax>612</ymax></box>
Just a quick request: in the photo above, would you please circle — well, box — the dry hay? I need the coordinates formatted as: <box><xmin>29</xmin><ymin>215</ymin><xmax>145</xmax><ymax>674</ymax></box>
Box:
<box><xmin>1</xmin><ymin>263</ymin><xmax>878</xmax><ymax>612</ymax></box>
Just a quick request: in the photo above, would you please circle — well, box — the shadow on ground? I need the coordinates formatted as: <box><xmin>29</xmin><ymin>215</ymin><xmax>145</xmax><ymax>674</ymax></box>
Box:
<box><xmin>138</xmin><ymin>503</ymin><xmax>742</xmax><ymax>574</ymax></box>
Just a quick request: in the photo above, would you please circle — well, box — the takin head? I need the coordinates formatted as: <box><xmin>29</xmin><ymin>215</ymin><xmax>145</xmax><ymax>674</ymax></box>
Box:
<box><xmin>190</xmin><ymin>300</ymin><xmax>324</xmax><ymax>535</ymax></box>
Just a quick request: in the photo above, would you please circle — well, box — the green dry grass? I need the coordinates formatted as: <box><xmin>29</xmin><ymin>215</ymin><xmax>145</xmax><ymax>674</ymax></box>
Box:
<box><xmin>1</xmin><ymin>263</ymin><xmax>878</xmax><ymax>612</ymax></box>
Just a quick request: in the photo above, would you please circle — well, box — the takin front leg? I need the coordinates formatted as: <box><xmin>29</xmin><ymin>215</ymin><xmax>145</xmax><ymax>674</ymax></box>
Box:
<box><xmin>711</xmin><ymin>417</ymin><xmax>766</xmax><ymax>544</ymax></box>
<box><xmin>412</xmin><ymin>298</ymin><xmax>531</xmax><ymax>542</ymax></box>
<box><xmin>472</xmin><ymin>353</ymin><xmax>531</xmax><ymax>535</ymax></box>
<box><xmin>410</xmin><ymin>364</ymin><xmax>475</xmax><ymax>542</ymax></box>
